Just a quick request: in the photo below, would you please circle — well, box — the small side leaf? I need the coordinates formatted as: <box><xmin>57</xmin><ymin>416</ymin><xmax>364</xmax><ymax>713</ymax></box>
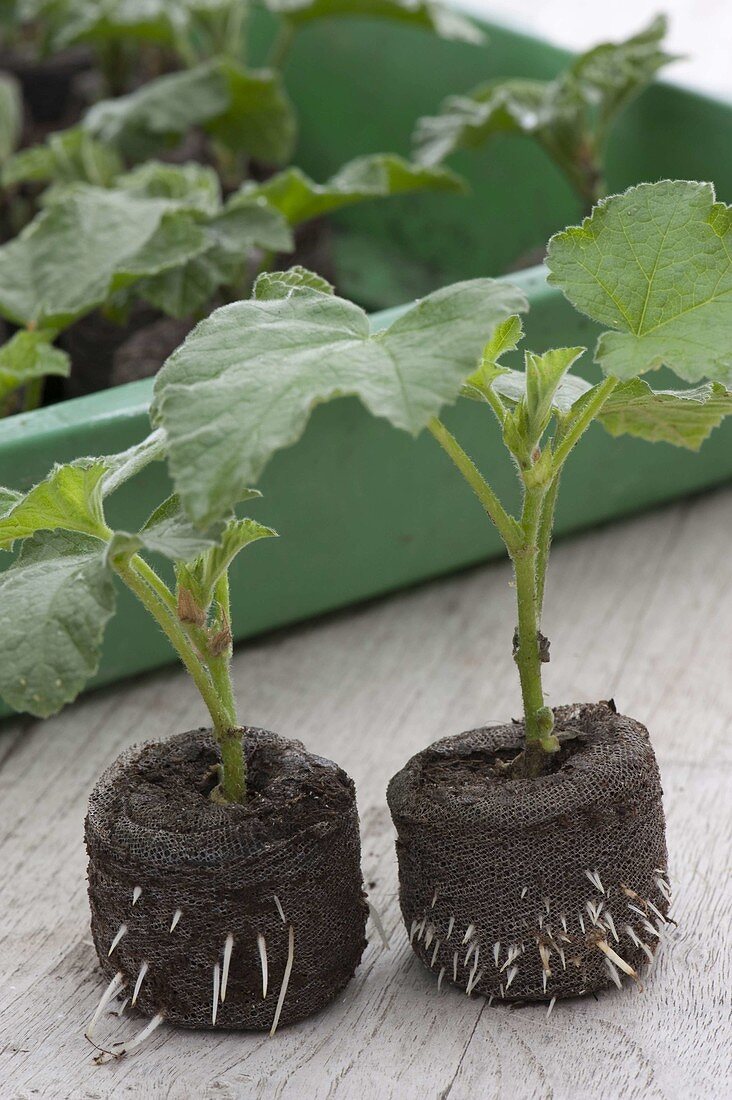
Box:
<box><xmin>108</xmin><ymin>494</ymin><xmax>227</xmax><ymax>564</ymax></box>
<box><xmin>546</xmin><ymin>181</ymin><xmax>732</xmax><ymax>385</ymax></box>
<box><xmin>177</xmin><ymin>515</ymin><xmax>277</xmax><ymax>611</ymax></box>
<box><xmin>462</xmin><ymin>314</ymin><xmax>523</xmax><ymax>401</ymax></box>
<box><xmin>0</xmin><ymin>530</ymin><xmax>115</xmax><ymax>718</ymax></box>
<box><xmin>254</xmin><ymin>266</ymin><xmax>335</xmax><ymax>299</ymax></box>
<box><xmin>0</xmin><ymin>460</ymin><xmax>109</xmax><ymax>551</ymax></box>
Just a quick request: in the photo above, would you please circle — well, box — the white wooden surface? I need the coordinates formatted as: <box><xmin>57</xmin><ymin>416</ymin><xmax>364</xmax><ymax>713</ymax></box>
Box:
<box><xmin>0</xmin><ymin>486</ymin><xmax>730</xmax><ymax>1099</ymax></box>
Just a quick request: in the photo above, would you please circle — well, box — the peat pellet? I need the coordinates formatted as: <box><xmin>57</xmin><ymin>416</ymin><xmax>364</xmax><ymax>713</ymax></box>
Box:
<box><xmin>86</xmin><ymin>727</ymin><xmax>368</xmax><ymax>1031</ymax></box>
<box><xmin>387</xmin><ymin>702</ymin><xmax>670</xmax><ymax>1002</ymax></box>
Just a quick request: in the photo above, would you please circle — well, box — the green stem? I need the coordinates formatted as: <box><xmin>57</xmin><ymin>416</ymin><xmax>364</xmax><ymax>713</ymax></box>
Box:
<box><xmin>552</xmin><ymin>377</ymin><xmax>618</xmax><ymax>470</ymax></box>
<box><xmin>113</xmin><ymin>556</ymin><xmax>246</xmax><ymax>802</ymax></box>
<box><xmin>535</xmin><ymin>469</ymin><xmax>561</xmax><ymax>617</ymax></box>
<box><xmin>268</xmin><ymin>20</ymin><xmax>295</xmax><ymax>68</ymax></box>
<box><xmin>428</xmin><ymin>418</ymin><xmax>521</xmax><ymax>555</ymax></box>
<box><xmin>22</xmin><ymin>377</ymin><xmax>43</xmax><ymax>413</ymax></box>
<box><xmin>511</xmin><ymin>487</ymin><xmax>551</xmax><ymax>774</ymax></box>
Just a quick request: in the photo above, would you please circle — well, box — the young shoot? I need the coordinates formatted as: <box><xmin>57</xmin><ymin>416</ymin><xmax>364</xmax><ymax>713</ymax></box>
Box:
<box><xmin>150</xmin><ymin>180</ymin><xmax>732</xmax><ymax>777</ymax></box>
<box><xmin>0</xmin><ymin>429</ymin><xmax>275</xmax><ymax>803</ymax></box>
<box><xmin>414</xmin><ymin>16</ymin><xmax>676</xmax><ymax>212</ymax></box>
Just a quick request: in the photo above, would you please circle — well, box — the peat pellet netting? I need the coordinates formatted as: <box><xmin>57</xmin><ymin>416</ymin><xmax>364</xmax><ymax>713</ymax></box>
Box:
<box><xmin>387</xmin><ymin>703</ymin><xmax>670</xmax><ymax>1001</ymax></box>
<box><xmin>86</xmin><ymin>728</ymin><xmax>368</xmax><ymax>1030</ymax></box>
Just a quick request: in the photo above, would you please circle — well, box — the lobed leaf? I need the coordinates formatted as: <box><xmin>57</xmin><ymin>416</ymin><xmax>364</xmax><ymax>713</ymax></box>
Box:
<box><xmin>264</xmin><ymin>0</ymin><xmax>484</xmax><ymax>43</ymax></box>
<box><xmin>0</xmin><ymin>331</ymin><xmax>70</xmax><ymax>403</ymax></box>
<box><xmin>461</xmin><ymin>314</ymin><xmax>523</xmax><ymax>402</ymax></box>
<box><xmin>237</xmin><ymin>154</ymin><xmax>465</xmax><ymax>225</ymax></box>
<box><xmin>0</xmin><ymin>186</ymin><xmax>208</xmax><ymax>327</ymax></box>
<box><xmin>546</xmin><ymin>180</ymin><xmax>732</xmax><ymax>385</ymax></box>
<box><xmin>153</xmin><ymin>273</ymin><xmax>527</xmax><ymax>524</ymax></box>
<box><xmin>177</xmin><ymin>513</ymin><xmax>277</xmax><ymax>611</ymax></box>
<box><xmin>2</xmin><ymin>126</ymin><xmax>123</xmax><ymax>190</ymax></box>
<box><xmin>254</xmin><ymin>266</ymin><xmax>334</xmax><ymax>299</ymax></box>
<box><xmin>414</xmin><ymin>16</ymin><xmax>673</xmax><ymax>169</ymax></box>
<box><xmin>596</xmin><ymin>379</ymin><xmax>732</xmax><ymax>450</ymax></box>
<box><xmin>0</xmin><ymin>530</ymin><xmax>115</xmax><ymax>718</ymax></box>
<box><xmin>108</xmin><ymin>493</ymin><xmax>226</xmax><ymax>563</ymax></box>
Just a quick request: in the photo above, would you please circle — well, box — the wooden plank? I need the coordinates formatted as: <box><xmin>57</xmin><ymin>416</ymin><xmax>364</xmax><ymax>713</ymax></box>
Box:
<box><xmin>0</xmin><ymin>487</ymin><xmax>729</xmax><ymax>1099</ymax></box>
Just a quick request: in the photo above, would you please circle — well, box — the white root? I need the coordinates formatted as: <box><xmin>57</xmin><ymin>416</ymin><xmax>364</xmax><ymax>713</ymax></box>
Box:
<box><xmin>546</xmin><ymin>996</ymin><xmax>556</xmax><ymax>1019</ymax></box>
<box><xmin>131</xmin><ymin>961</ymin><xmax>149</xmax><ymax>1007</ymax></box>
<box><xmin>520</xmin><ymin>886</ymin><xmax>528</xmax><ymax>899</ymax></box>
<box><xmin>170</xmin><ymin>909</ymin><xmax>182</xmax><ymax>932</ymax></box>
<box><xmin>584</xmin><ymin>869</ymin><xmax>605</xmax><ymax>894</ymax></box>
<box><xmin>542</xmin><ymin>972</ymin><xmax>548</xmax><ymax>994</ymax></box>
<box><xmin>212</xmin><ymin>962</ymin><xmax>220</xmax><ymax>1025</ymax></box>
<box><xmin>431</xmin><ymin>888</ymin><xmax>438</xmax><ymax>908</ymax></box>
<box><xmin>431</xmin><ymin>939</ymin><xmax>440</xmax><ymax>968</ymax></box>
<box><xmin>111</xmin><ymin>1012</ymin><xmax>164</xmax><ymax>1057</ymax></box>
<box><xmin>461</xmin><ymin>924</ymin><xmax>475</xmax><ymax>946</ymax></box>
<box><xmin>538</xmin><ymin>943</ymin><xmax>552</xmax><ymax>976</ymax></box>
<box><xmin>596</xmin><ymin>940</ymin><xmax>642</xmax><ymax>987</ymax></box>
<box><xmin>270</xmin><ymin>925</ymin><xmax>295</xmax><ymax>1038</ymax></box>
<box><xmin>273</xmin><ymin>895</ymin><xmax>286</xmax><ymax>923</ymax></box>
<box><xmin>655</xmin><ymin>876</ymin><xmax>673</xmax><ymax>903</ymax></box>
<box><xmin>488</xmin><ymin>994</ymin><xmax>494</xmax><ymax>1007</ymax></box>
<box><xmin>257</xmin><ymin>933</ymin><xmax>268</xmax><ymax>999</ymax></box>
<box><xmin>647</xmin><ymin>900</ymin><xmax>667</xmax><ymax>925</ymax></box>
<box><xmin>603</xmin><ymin>911</ymin><xmax>619</xmax><ymax>943</ymax></box>
<box><xmin>453</xmin><ymin>951</ymin><xmax>458</xmax><ymax>983</ymax></box>
<box><xmin>500</xmin><ymin>945</ymin><xmax>520</xmax><ymax>973</ymax></box>
<box><xmin>108</xmin><ymin>924</ymin><xmax>128</xmax><ymax>956</ymax></box>
<box><xmin>560</xmin><ymin>915</ymin><xmax>568</xmax><ymax>934</ymax></box>
<box><xmin>466</xmin><ymin>967</ymin><xmax>483</xmax><ymax>996</ymax></box>
<box><xmin>368</xmin><ymin>901</ymin><xmax>390</xmax><ymax>950</ymax></box>
<box><xmin>132</xmin><ymin>886</ymin><xmax>142</xmax><ymax>906</ymax></box>
<box><xmin>604</xmin><ymin>958</ymin><xmax>622</xmax><ymax>990</ymax></box>
<box><xmin>85</xmin><ymin>971</ymin><xmax>124</xmax><ymax>1043</ymax></box>
<box><xmin>492</xmin><ymin>942</ymin><xmax>501</xmax><ymax>968</ymax></box>
<box><xmin>578</xmin><ymin>913</ymin><xmax>585</xmax><ymax>934</ymax></box>
<box><xmin>409</xmin><ymin>920</ymin><xmax>418</xmax><ymax>945</ymax></box>
<box><xmin>505</xmin><ymin>967</ymin><xmax>517</xmax><ymax>990</ymax></box>
<box><xmin>437</xmin><ymin>966</ymin><xmax>445</xmax><ymax>992</ymax></box>
<box><xmin>446</xmin><ymin>915</ymin><xmax>455</xmax><ymax>940</ymax></box>
<box><xmin>558</xmin><ymin>947</ymin><xmax>566</xmax><ymax>971</ymax></box>
<box><xmin>425</xmin><ymin>925</ymin><xmax>434</xmax><ymax>950</ymax></box>
<box><xmin>113</xmin><ymin>997</ymin><xmax>129</xmax><ymax>1018</ymax></box>
<box><xmin>221</xmin><ymin>934</ymin><xmax>234</xmax><ymax>1003</ymax></box>
<box><xmin>464</xmin><ymin>941</ymin><xmax>477</xmax><ymax>968</ymax></box>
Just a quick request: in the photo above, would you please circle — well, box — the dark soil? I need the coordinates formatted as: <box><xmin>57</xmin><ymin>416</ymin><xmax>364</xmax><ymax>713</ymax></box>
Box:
<box><xmin>0</xmin><ymin>46</ymin><xmax>92</xmax><ymax>131</ymax></box>
<box><xmin>59</xmin><ymin>304</ymin><xmax>161</xmax><ymax>398</ymax></box>
<box><xmin>110</xmin><ymin>315</ymin><xmax>195</xmax><ymax>388</ymax></box>
<box><xmin>86</xmin><ymin>727</ymin><xmax>368</xmax><ymax>1032</ymax></box>
<box><xmin>387</xmin><ymin>702</ymin><xmax>670</xmax><ymax>1002</ymax></box>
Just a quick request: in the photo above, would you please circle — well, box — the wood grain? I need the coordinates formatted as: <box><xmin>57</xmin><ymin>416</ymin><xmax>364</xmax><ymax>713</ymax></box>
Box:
<box><xmin>0</xmin><ymin>487</ymin><xmax>730</xmax><ymax>1099</ymax></box>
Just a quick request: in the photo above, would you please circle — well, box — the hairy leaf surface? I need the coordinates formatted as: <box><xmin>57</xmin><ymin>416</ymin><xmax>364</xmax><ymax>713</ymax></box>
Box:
<box><xmin>546</xmin><ymin>181</ymin><xmax>732</xmax><ymax>384</ymax></box>
<box><xmin>154</xmin><ymin>274</ymin><xmax>527</xmax><ymax>523</ymax></box>
<box><xmin>0</xmin><ymin>460</ymin><xmax>109</xmax><ymax>550</ymax></box>
<box><xmin>0</xmin><ymin>530</ymin><xmax>115</xmax><ymax>717</ymax></box>
<box><xmin>0</xmin><ymin>332</ymin><xmax>70</xmax><ymax>403</ymax></box>
<box><xmin>264</xmin><ymin>0</ymin><xmax>484</xmax><ymax>43</ymax></box>
<box><xmin>596</xmin><ymin>379</ymin><xmax>732</xmax><ymax>449</ymax></box>
<box><xmin>238</xmin><ymin>154</ymin><xmax>464</xmax><ymax>225</ymax></box>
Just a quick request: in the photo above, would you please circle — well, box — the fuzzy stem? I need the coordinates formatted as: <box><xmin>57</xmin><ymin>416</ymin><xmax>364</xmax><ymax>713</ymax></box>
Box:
<box><xmin>428</xmin><ymin>418</ymin><xmax>521</xmax><ymax>555</ymax></box>
<box><xmin>21</xmin><ymin>377</ymin><xmax>43</xmax><ymax>413</ymax></box>
<box><xmin>552</xmin><ymin>377</ymin><xmax>618</xmax><ymax>469</ymax></box>
<box><xmin>511</xmin><ymin>485</ymin><xmax>552</xmax><ymax>774</ymax></box>
<box><xmin>113</xmin><ymin>557</ymin><xmax>245</xmax><ymax>802</ymax></box>
<box><xmin>536</xmin><ymin>470</ymin><xmax>560</xmax><ymax>617</ymax></box>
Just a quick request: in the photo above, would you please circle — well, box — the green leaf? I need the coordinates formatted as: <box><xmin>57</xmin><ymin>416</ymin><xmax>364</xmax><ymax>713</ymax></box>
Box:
<box><xmin>254</xmin><ymin>266</ymin><xmax>334</xmax><ymax>299</ymax></box>
<box><xmin>115</xmin><ymin>160</ymin><xmax>221</xmax><ymax>214</ymax></box>
<box><xmin>0</xmin><ymin>487</ymin><xmax>23</xmax><ymax>517</ymax></box>
<box><xmin>0</xmin><ymin>460</ymin><xmax>110</xmax><ymax>550</ymax></box>
<box><xmin>50</xmin><ymin>0</ymin><xmax>180</xmax><ymax>50</ymax></box>
<box><xmin>596</xmin><ymin>379</ymin><xmax>732</xmax><ymax>450</ymax></box>
<box><xmin>264</xmin><ymin>0</ymin><xmax>484</xmax><ymax>43</ymax></box>
<box><xmin>414</xmin><ymin>16</ymin><xmax>672</xmax><ymax>178</ymax></box>
<box><xmin>153</xmin><ymin>273</ymin><xmax>527</xmax><ymax>523</ymax></box>
<box><xmin>0</xmin><ymin>331</ymin><xmax>70</xmax><ymax>403</ymax></box>
<box><xmin>206</xmin><ymin>61</ymin><xmax>295</xmax><ymax>165</ymax></box>
<box><xmin>494</xmin><ymin>367</ymin><xmax>591</xmax><ymax>415</ymax></box>
<box><xmin>462</xmin><ymin>314</ymin><xmax>523</xmax><ymax>400</ymax></box>
<box><xmin>83</xmin><ymin>62</ymin><xmax>229</xmax><ymax>160</ymax></box>
<box><xmin>177</xmin><ymin>514</ymin><xmax>277</xmax><ymax>611</ymax></box>
<box><xmin>0</xmin><ymin>530</ymin><xmax>115</xmax><ymax>717</ymax></box>
<box><xmin>237</xmin><ymin>154</ymin><xmax>465</xmax><ymax>225</ymax></box>
<box><xmin>546</xmin><ymin>181</ymin><xmax>732</xmax><ymax>385</ymax></box>
<box><xmin>137</xmin><ymin>200</ymin><xmax>293</xmax><ymax>318</ymax></box>
<box><xmin>84</xmin><ymin>60</ymin><xmax>296</xmax><ymax>166</ymax></box>
<box><xmin>2</xmin><ymin>126</ymin><xmax>123</xmax><ymax>190</ymax></box>
<box><xmin>524</xmin><ymin>346</ymin><xmax>586</xmax><ymax>437</ymax></box>
<box><xmin>109</xmin><ymin>493</ymin><xmax>226</xmax><ymax>563</ymax></box>
<box><xmin>0</xmin><ymin>186</ymin><xmax>207</xmax><ymax>327</ymax></box>
<box><xmin>0</xmin><ymin>73</ymin><xmax>21</xmax><ymax>163</ymax></box>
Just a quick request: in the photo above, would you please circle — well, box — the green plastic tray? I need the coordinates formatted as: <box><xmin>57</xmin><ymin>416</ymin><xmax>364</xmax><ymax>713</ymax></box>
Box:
<box><xmin>0</xmin><ymin>12</ymin><xmax>730</xmax><ymax>715</ymax></box>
